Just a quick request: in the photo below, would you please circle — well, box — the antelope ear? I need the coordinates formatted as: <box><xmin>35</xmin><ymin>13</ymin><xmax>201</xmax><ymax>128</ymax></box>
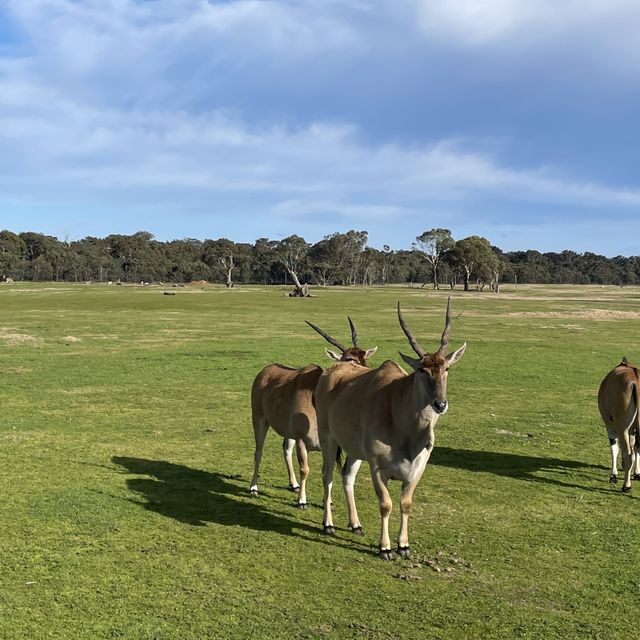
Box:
<box><xmin>399</xmin><ymin>351</ymin><xmax>421</xmax><ymax>370</ymax></box>
<box><xmin>446</xmin><ymin>342</ymin><xmax>467</xmax><ymax>367</ymax></box>
<box><xmin>325</xmin><ymin>348</ymin><xmax>342</xmax><ymax>361</ymax></box>
<box><xmin>364</xmin><ymin>346</ymin><xmax>378</xmax><ymax>360</ymax></box>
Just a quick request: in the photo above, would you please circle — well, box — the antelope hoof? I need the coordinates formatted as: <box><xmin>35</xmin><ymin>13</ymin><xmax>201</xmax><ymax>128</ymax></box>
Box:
<box><xmin>249</xmin><ymin>488</ymin><xmax>259</xmax><ymax>497</ymax></box>
<box><xmin>397</xmin><ymin>545</ymin><xmax>411</xmax><ymax>558</ymax></box>
<box><xmin>379</xmin><ymin>548</ymin><xmax>395</xmax><ymax>561</ymax></box>
<box><xmin>634</xmin><ymin>474</ymin><xmax>640</xmax><ymax>481</ymax></box>
<box><xmin>323</xmin><ymin>525</ymin><xmax>336</xmax><ymax>536</ymax></box>
<box><xmin>609</xmin><ymin>475</ymin><xmax>618</xmax><ymax>484</ymax></box>
<box><xmin>297</xmin><ymin>502</ymin><xmax>308</xmax><ymax>510</ymax></box>
<box><xmin>350</xmin><ymin>525</ymin><xmax>363</xmax><ymax>535</ymax></box>
<box><xmin>622</xmin><ymin>485</ymin><xmax>632</xmax><ymax>493</ymax></box>
<box><xmin>289</xmin><ymin>483</ymin><xmax>300</xmax><ymax>493</ymax></box>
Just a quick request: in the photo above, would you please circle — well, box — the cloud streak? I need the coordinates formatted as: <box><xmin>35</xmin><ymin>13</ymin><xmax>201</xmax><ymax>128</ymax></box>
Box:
<box><xmin>1</xmin><ymin>84</ymin><xmax>638</xmax><ymax>214</ymax></box>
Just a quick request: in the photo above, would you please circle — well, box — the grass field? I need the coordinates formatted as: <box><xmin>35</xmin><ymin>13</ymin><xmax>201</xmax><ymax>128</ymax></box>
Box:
<box><xmin>0</xmin><ymin>281</ymin><xmax>639</xmax><ymax>639</ymax></box>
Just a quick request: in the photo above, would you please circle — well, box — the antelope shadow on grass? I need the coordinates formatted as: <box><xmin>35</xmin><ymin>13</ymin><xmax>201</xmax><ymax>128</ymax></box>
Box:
<box><xmin>112</xmin><ymin>456</ymin><xmax>371</xmax><ymax>551</ymax></box>
<box><xmin>430</xmin><ymin>447</ymin><xmax>610</xmax><ymax>492</ymax></box>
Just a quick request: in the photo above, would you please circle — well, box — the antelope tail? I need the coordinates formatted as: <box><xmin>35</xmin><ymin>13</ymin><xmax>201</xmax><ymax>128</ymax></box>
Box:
<box><xmin>335</xmin><ymin>446</ymin><xmax>343</xmax><ymax>472</ymax></box>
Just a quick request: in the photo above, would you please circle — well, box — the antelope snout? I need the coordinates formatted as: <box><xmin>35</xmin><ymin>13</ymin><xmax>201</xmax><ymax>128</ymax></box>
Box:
<box><xmin>433</xmin><ymin>399</ymin><xmax>448</xmax><ymax>414</ymax></box>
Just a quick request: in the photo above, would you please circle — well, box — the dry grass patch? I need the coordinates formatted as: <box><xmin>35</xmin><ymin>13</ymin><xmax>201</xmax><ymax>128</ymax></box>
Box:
<box><xmin>0</xmin><ymin>366</ymin><xmax>32</xmax><ymax>374</ymax></box>
<box><xmin>0</xmin><ymin>430</ymin><xmax>46</xmax><ymax>443</ymax></box>
<box><xmin>0</xmin><ymin>329</ymin><xmax>42</xmax><ymax>347</ymax></box>
<box><xmin>159</xmin><ymin>329</ymin><xmax>210</xmax><ymax>335</ymax></box>
<box><xmin>508</xmin><ymin>309</ymin><xmax>640</xmax><ymax>320</ymax></box>
<box><xmin>59</xmin><ymin>387</ymin><xmax>109</xmax><ymax>396</ymax></box>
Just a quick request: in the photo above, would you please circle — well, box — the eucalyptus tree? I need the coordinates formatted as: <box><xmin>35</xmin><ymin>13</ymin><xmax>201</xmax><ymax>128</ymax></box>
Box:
<box><xmin>307</xmin><ymin>237</ymin><xmax>332</xmax><ymax>286</ymax></box>
<box><xmin>379</xmin><ymin>245</ymin><xmax>395</xmax><ymax>285</ymax></box>
<box><xmin>488</xmin><ymin>246</ymin><xmax>507</xmax><ymax>292</ymax></box>
<box><xmin>104</xmin><ymin>232</ymin><xmax>169</xmax><ymax>282</ymax></box>
<box><xmin>475</xmin><ymin>251</ymin><xmax>504</xmax><ymax>292</ymax></box>
<box><xmin>505</xmin><ymin>250</ymin><xmax>552</xmax><ymax>285</ymax></box>
<box><xmin>233</xmin><ymin>243</ymin><xmax>254</xmax><ymax>284</ymax></box>
<box><xmin>438</xmin><ymin>258</ymin><xmax>460</xmax><ymax>290</ymax></box>
<box><xmin>392</xmin><ymin>249</ymin><xmax>427</xmax><ymax>285</ymax></box>
<box><xmin>415</xmin><ymin>228</ymin><xmax>454</xmax><ymax>289</ymax></box>
<box><xmin>0</xmin><ymin>230</ymin><xmax>27</xmax><ymax>280</ymax></box>
<box><xmin>164</xmin><ymin>238</ymin><xmax>209</xmax><ymax>283</ymax></box>
<box><xmin>204</xmin><ymin>238</ymin><xmax>237</xmax><ymax>287</ymax></box>
<box><xmin>452</xmin><ymin>235</ymin><xmax>495</xmax><ymax>291</ymax></box>
<box><xmin>360</xmin><ymin>247</ymin><xmax>379</xmax><ymax>285</ymax></box>
<box><xmin>310</xmin><ymin>230</ymin><xmax>368</xmax><ymax>285</ymax></box>
<box><xmin>251</xmin><ymin>238</ymin><xmax>280</xmax><ymax>285</ymax></box>
<box><xmin>276</xmin><ymin>234</ymin><xmax>310</xmax><ymax>296</ymax></box>
<box><xmin>20</xmin><ymin>232</ymin><xmax>64</xmax><ymax>281</ymax></box>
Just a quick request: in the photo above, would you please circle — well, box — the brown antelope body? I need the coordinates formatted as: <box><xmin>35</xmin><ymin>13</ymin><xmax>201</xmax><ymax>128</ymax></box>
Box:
<box><xmin>315</xmin><ymin>299</ymin><xmax>466</xmax><ymax>558</ymax></box>
<box><xmin>598</xmin><ymin>358</ymin><xmax>640</xmax><ymax>492</ymax></box>
<box><xmin>250</xmin><ymin>319</ymin><xmax>376</xmax><ymax>508</ymax></box>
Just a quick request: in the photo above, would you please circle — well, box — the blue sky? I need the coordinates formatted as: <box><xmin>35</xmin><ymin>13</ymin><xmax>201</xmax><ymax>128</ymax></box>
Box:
<box><xmin>1</xmin><ymin>0</ymin><xmax>639</xmax><ymax>256</ymax></box>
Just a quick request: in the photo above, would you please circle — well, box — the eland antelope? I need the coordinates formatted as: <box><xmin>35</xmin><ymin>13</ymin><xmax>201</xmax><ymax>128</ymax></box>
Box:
<box><xmin>598</xmin><ymin>357</ymin><xmax>640</xmax><ymax>492</ymax></box>
<box><xmin>315</xmin><ymin>299</ymin><xmax>466</xmax><ymax>559</ymax></box>
<box><xmin>249</xmin><ymin>319</ymin><xmax>377</xmax><ymax>508</ymax></box>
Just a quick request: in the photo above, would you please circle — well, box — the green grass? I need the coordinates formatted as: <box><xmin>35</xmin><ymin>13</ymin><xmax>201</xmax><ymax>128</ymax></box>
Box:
<box><xmin>0</xmin><ymin>281</ymin><xmax>639</xmax><ymax>639</ymax></box>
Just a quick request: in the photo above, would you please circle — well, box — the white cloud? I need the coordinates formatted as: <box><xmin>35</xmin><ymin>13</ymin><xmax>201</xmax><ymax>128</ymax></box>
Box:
<box><xmin>412</xmin><ymin>0</ymin><xmax>640</xmax><ymax>66</ymax></box>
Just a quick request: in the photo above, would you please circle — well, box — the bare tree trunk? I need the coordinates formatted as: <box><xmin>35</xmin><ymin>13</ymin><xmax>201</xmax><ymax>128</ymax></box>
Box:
<box><xmin>221</xmin><ymin>253</ymin><xmax>234</xmax><ymax>288</ymax></box>
<box><xmin>287</xmin><ymin>269</ymin><xmax>310</xmax><ymax>297</ymax></box>
<box><xmin>313</xmin><ymin>268</ymin><xmax>328</xmax><ymax>286</ymax></box>
<box><xmin>490</xmin><ymin>272</ymin><xmax>500</xmax><ymax>293</ymax></box>
<box><xmin>463</xmin><ymin>267</ymin><xmax>471</xmax><ymax>291</ymax></box>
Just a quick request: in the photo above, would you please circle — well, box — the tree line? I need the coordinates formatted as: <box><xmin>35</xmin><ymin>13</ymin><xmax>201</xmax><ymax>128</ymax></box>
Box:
<box><xmin>1</xmin><ymin>228</ymin><xmax>638</xmax><ymax>289</ymax></box>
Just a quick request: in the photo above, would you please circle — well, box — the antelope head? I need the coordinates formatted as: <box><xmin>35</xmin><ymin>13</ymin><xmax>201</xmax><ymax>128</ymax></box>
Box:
<box><xmin>305</xmin><ymin>317</ymin><xmax>378</xmax><ymax>366</ymax></box>
<box><xmin>397</xmin><ymin>298</ymin><xmax>466</xmax><ymax>414</ymax></box>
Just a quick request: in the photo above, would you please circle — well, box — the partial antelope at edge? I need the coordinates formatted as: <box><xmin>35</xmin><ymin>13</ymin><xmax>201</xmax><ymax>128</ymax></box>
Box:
<box><xmin>598</xmin><ymin>357</ymin><xmax>640</xmax><ymax>492</ymax></box>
